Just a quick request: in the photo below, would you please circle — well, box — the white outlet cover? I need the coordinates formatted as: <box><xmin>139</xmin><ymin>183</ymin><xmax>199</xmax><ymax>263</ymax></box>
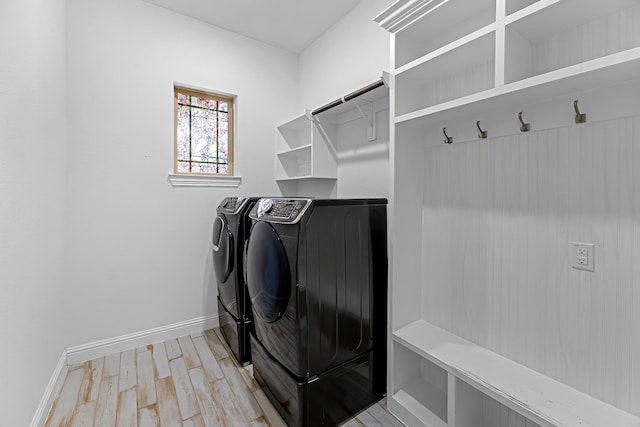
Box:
<box><xmin>572</xmin><ymin>242</ymin><xmax>595</xmax><ymax>272</ymax></box>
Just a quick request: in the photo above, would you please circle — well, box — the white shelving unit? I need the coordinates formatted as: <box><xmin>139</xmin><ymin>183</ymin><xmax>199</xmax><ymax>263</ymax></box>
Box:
<box><xmin>376</xmin><ymin>0</ymin><xmax>640</xmax><ymax>426</ymax></box>
<box><xmin>275</xmin><ymin>78</ymin><xmax>389</xmax><ymax>185</ymax></box>
<box><xmin>275</xmin><ymin>114</ymin><xmax>337</xmax><ymax>181</ymax></box>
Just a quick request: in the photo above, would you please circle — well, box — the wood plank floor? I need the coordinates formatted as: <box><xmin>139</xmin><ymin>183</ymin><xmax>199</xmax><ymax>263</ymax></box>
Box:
<box><xmin>44</xmin><ymin>329</ymin><xmax>403</xmax><ymax>426</ymax></box>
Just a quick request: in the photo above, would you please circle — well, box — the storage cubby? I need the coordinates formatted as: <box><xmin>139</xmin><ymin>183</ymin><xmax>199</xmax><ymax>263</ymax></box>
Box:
<box><xmin>393</xmin><ymin>342</ymin><xmax>448</xmax><ymax>427</ymax></box>
<box><xmin>395</xmin><ymin>31</ymin><xmax>495</xmax><ymax>117</ymax></box>
<box><xmin>505</xmin><ymin>0</ymin><xmax>640</xmax><ymax>84</ymax></box>
<box><xmin>394</xmin><ymin>0</ymin><xmax>495</xmax><ymax>68</ymax></box>
<box><xmin>275</xmin><ymin>145</ymin><xmax>312</xmax><ymax>179</ymax></box>
<box><xmin>276</xmin><ymin>115</ymin><xmax>312</xmax><ymax>151</ymax></box>
<box><xmin>454</xmin><ymin>379</ymin><xmax>541</xmax><ymax>427</ymax></box>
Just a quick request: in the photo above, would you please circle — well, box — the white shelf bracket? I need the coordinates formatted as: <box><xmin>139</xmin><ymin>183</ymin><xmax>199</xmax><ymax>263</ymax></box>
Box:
<box><xmin>353</xmin><ymin>100</ymin><xmax>377</xmax><ymax>141</ymax></box>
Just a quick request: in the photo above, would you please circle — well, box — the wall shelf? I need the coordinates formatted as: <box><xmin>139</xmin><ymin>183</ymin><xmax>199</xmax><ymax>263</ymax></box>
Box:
<box><xmin>274</xmin><ymin>114</ymin><xmax>337</xmax><ymax>181</ymax></box>
<box><xmin>276</xmin><ymin>144</ymin><xmax>312</xmax><ymax>158</ymax></box>
<box><xmin>397</xmin><ymin>46</ymin><xmax>640</xmax><ymax>128</ymax></box>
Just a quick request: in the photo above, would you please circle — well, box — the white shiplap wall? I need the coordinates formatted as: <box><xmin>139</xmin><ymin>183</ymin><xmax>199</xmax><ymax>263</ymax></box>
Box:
<box><xmin>421</xmin><ymin>115</ymin><xmax>640</xmax><ymax>416</ymax></box>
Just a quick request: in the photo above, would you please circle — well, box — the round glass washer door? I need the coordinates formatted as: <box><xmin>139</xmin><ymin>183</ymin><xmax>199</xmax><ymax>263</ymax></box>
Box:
<box><xmin>246</xmin><ymin>221</ymin><xmax>291</xmax><ymax>323</ymax></box>
<box><xmin>211</xmin><ymin>215</ymin><xmax>233</xmax><ymax>283</ymax></box>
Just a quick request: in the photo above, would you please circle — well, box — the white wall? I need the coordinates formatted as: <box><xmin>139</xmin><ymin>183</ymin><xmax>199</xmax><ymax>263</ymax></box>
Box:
<box><xmin>64</xmin><ymin>0</ymin><xmax>296</xmax><ymax>347</ymax></box>
<box><xmin>297</xmin><ymin>0</ymin><xmax>394</xmax><ymax>199</ymax></box>
<box><xmin>334</xmin><ymin>100</ymin><xmax>390</xmax><ymax>198</ymax></box>
<box><xmin>0</xmin><ymin>0</ymin><xmax>68</xmax><ymax>424</ymax></box>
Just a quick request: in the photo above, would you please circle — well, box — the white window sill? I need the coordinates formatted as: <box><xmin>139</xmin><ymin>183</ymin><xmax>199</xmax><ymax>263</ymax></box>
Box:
<box><xmin>168</xmin><ymin>173</ymin><xmax>242</xmax><ymax>187</ymax></box>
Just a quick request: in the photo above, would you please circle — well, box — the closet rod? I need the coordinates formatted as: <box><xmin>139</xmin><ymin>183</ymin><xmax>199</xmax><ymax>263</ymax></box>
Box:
<box><xmin>344</xmin><ymin>79</ymin><xmax>385</xmax><ymax>102</ymax></box>
<box><xmin>311</xmin><ymin>78</ymin><xmax>386</xmax><ymax>116</ymax></box>
<box><xmin>312</xmin><ymin>99</ymin><xmax>344</xmax><ymax>116</ymax></box>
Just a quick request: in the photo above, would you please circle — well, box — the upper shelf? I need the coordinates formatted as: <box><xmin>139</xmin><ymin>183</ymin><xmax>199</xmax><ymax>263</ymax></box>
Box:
<box><xmin>504</xmin><ymin>0</ymin><xmax>640</xmax><ymax>84</ymax></box>
<box><xmin>395</xmin><ymin>31</ymin><xmax>496</xmax><ymax>116</ymax></box>
<box><xmin>389</xmin><ymin>0</ymin><xmax>496</xmax><ymax>69</ymax></box>
<box><xmin>504</xmin><ymin>0</ymin><xmax>640</xmax><ymax>36</ymax></box>
<box><xmin>397</xmin><ymin>46</ymin><xmax>640</xmax><ymax>126</ymax></box>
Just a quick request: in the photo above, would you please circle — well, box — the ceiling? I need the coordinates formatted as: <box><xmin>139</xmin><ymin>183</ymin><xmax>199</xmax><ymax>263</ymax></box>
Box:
<box><xmin>142</xmin><ymin>0</ymin><xmax>363</xmax><ymax>53</ymax></box>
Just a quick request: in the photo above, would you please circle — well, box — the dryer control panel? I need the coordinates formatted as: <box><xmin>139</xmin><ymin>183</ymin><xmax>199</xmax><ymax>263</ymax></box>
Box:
<box><xmin>251</xmin><ymin>198</ymin><xmax>312</xmax><ymax>224</ymax></box>
<box><xmin>218</xmin><ymin>197</ymin><xmax>249</xmax><ymax>215</ymax></box>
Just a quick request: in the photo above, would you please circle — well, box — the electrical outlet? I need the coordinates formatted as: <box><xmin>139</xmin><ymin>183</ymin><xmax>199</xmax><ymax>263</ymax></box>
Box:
<box><xmin>572</xmin><ymin>242</ymin><xmax>595</xmax><ymax>272</ymax></box>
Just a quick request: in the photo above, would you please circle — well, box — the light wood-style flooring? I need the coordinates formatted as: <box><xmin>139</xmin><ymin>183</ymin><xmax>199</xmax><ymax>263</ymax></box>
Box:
<box><xmin>44</xmin><ymin>329</ymin><xmax>403</xmax><ymax>426</ymax></box>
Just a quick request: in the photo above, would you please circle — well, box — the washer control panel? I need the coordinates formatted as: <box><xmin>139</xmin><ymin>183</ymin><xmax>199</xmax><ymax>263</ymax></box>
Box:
<box><xmin>251</xmin><ymin>198</ymin><xmax>312</xmax><ymax>223</ymax></box>
<box><xmin>218</xmin><ymin>197</ymin><xmax>249</xmax><ymax>215</ymax></box>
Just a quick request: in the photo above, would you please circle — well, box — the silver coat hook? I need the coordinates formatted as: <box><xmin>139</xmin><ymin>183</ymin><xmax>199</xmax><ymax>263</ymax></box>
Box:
<box><xmin>574</xmin><ymin>100</ymin><xmax>586</xmax><ymax>124</ymax></box>
<box><xmin>518</xmin><ymin>112</ymin><xmax>530</xmax><ymax>132</ymax></box>
<box><xmin>476</xmin><ymin>121</ymin><xmax>487</xmax><ymax>139</ymax></box>
<box><xmin>443</xmin><ymin>128</ymin><xmax>453</xmax><ymax>144</ymax></box>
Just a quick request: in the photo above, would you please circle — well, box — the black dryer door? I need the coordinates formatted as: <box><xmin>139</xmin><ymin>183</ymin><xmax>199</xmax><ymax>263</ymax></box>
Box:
<box><xmin>212</xmin><ymin>215</ymin><xmax>233</xmax><ymax>285</ymax></box>
<box><xmin>246</xmin><ymin>221</ymin><xmax>290</xmax><ymax>323</ymax></box>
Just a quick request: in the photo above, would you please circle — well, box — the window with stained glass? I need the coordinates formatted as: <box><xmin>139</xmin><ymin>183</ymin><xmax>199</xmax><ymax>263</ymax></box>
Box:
<box><xmin>174</xmin><ymin>86</ymin><xmax>234</xmax><ymax>175</ymax></box>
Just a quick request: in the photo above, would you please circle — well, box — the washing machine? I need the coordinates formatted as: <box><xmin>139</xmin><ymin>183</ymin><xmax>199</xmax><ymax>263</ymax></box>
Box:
<box><xmin>245</xmin><ymin>197</ymin><xmax>388</xmax><ymax>427</ymax></box>
<box><xmin>211</xmin><ymin>196</ymin><xmax>259</xmax><ymax>365</ymax></box>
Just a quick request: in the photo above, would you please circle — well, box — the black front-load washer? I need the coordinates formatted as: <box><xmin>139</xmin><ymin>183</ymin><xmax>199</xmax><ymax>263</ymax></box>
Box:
<box><xmin>245</xmin><ymin>198</ymin><xmax>388</xmax><ymax>427</ymax></box>
<box><xmin>211</xmin><ymin>196</ymin><xmax>258</xmax><ymax>365</ymax></box>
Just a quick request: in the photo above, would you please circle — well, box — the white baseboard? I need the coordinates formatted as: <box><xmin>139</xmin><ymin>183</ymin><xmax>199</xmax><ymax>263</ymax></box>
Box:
<box><xmin>30</xmin><ymin>314</ymin><xmax>219</xmax><ymax>427</ymax></box>
<box><xmin>30</xmin><ymin>350</ymin><xmax>68</xmax><ymax>427</ymax></box>
<box><xmin>66</xmin><ymin>314</ymin><xmax>220</xmax><ymax>365</ymax></box>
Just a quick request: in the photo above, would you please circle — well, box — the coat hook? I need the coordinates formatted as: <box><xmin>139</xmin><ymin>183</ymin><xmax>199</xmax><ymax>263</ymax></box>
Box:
<box><xmin>443</xmin><ymin>127</ymin><xmax>453</xmax><ymax>144</ymax></box>
<box><xmin>574</xmin><ymin>100</ymin><xmax>586</xmax><ymax>124</ymax></box>
<box><xmin>518</xmin><ymin>112</ymin><xmax>530</xmax><ymax>132</ymax></box>
<box><xmin>476</xmin><ymin>120</ymin><xmax>487</xmax><ymax>139</ymax></box>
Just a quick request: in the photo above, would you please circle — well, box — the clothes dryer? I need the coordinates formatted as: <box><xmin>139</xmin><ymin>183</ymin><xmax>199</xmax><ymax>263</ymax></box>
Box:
<box><xmin>211</xmin><ymin>196</ymin><xmax>258</xmax><ymax>365</ymax></box>
<box><xmin>245</xmin><ymin>198</ymin><xmax>387</xmax><ymax>427</ymax></box>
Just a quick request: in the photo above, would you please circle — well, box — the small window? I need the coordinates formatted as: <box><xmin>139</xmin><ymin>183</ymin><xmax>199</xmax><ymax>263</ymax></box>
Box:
<box><xmin>174</xmin><ymin>86</ymin><xmax>234</xmax><ymax>175</ymax></box>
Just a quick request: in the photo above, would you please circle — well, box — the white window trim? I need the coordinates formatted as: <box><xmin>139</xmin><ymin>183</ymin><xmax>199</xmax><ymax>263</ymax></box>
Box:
<box><xmin>168</xmin><ymin>173</ymin><xmax>241</xmax><ymax>187</ymax></box>
<box><xmin>173</xmin><ymin>82</ymin><xmax>237</xmax><ymax>180</ymax></box>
